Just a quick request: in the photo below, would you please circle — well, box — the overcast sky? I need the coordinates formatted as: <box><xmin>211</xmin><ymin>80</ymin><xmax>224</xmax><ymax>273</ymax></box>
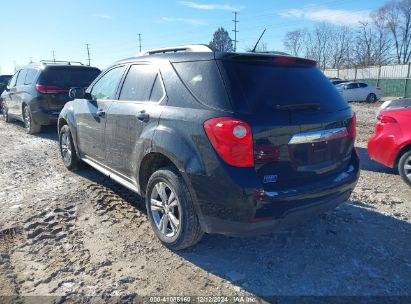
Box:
<box><xmin>0</xmin><ymin>0</ymin><xmax>387</xmax><ymax>74</ymax></box>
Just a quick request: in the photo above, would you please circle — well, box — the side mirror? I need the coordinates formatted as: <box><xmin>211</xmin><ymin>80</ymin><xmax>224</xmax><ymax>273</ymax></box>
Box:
<box><xmin>69</xmin><ymin>87</ymin><xmax>86</xmax><ymax>99</ymax></box>
<box><xmin>84</xmin><ymin>92</ymin><xmax>93</xmax><ymax>100</ymax></box>
<box><xmin>4</xmin><ymin>85</ymin><xmax>10</xmax><ymax>92</ymax></box>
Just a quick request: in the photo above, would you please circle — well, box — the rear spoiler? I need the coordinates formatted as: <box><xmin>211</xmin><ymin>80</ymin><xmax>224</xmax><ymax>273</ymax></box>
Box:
<box><xmin>223</xmin><ymin>54</ymin><xmax>317</xmax><ymax>67</ymax></box>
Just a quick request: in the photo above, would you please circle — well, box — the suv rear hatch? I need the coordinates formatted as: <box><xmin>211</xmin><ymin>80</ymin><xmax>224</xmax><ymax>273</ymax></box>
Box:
<box><xmin>218</xmin><ymin>55</ymin><xmax>356</xmax><ymax>190</ymax></box>
<box><xmin>37</xmin><ymin>66</ymin><xmax>101</xmax><ymax>110</ymax></box>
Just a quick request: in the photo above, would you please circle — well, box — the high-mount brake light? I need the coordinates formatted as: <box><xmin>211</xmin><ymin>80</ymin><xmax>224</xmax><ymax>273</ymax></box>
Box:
<box><xmin>272</xmin><ymin>57</ymin><xmax>317</xmax><ymax>67</ymax></box>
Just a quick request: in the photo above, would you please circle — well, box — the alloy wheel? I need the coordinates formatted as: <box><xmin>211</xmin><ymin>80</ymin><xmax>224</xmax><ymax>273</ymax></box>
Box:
<box><xmin>24</xmin><ymin>107</ymin><xmax>31</xmax><ymax>131</ymax></box>
<box><xmin>150</xmin><ymin>181</ymin><xmax>181</xmax><ymax>238</ymax></box>
<box><xmin>61</xmin><ymin>131</ymin><xmax>72</xmax><ymax>164</ymax></box>
<box><xmin>404</xmin><ymin>155</ymin><xmax>411</xmax><ymax>182</ymax></box>
<box><xmin>2</xmin><ymin>107</ymin><xmax>7</xmax><ymax>120</ymax></box>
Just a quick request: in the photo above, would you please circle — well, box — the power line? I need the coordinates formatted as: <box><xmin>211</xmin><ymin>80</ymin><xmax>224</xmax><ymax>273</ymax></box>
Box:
<box><xmin>138</xmin><ymin>33</ymin><xmax>142</xmax><ymax>53</ymax></box>
<box><xmin>232</xmin><ymin>12</ymin><xmax>239</xmax><ymax>52</ymax></box>
<box><xmin>86</xmin><ymin>44</ymin><xmax>91</xmax><ymax>66</ymax></box>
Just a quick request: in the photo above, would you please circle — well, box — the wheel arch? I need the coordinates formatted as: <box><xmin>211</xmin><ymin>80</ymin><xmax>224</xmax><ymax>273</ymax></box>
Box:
<box><xmin>138</xmin><ymin>150</ymin><xmax>206</xmax><ymax>231</ymax></box>
<box><xmin>139</xmin><ymin>152</ymin><xmax>180</xmax><ymax>197</ymax></box>
<box><xmin>58</xmin><ymin>110</ymin><xmax>80</xmax><ymax>158</ymax></box>
<box><xmin>395</xmin><ymin>143</ymin><xmax>411</xmax><ymax>169</ymax></box>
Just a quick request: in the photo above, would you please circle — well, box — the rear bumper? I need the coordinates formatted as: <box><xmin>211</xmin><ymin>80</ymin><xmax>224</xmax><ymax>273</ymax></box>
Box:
<box><xmin>31</xmin><ymin>109</ymin><xmax>60</xmax><ymax>126</ymax></box>
<box><xmin>368</xmin><ymin>128</ymin><xmax>399</xmax><ymax>168</ymax></box>
<box><xmin>202</xmin><ymin>189</ymin><xmax>352</xmax><ymax>236</ymax></box>
<box><xmin>190</xmin><ymin>153</ymin><xmax>360</xmax><ymax>236</ymax></box>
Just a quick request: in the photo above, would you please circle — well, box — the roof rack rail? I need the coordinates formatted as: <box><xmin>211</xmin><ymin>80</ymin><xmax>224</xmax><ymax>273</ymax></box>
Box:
<box><xmin>39</xmin><ymin>60</ymin><xmax>84</xmax><ymax>66</ymax></box>
<box><xmin>138</xmin><ymin>44</ymin><xmax>213</xmax><ymax>56</ymax></box>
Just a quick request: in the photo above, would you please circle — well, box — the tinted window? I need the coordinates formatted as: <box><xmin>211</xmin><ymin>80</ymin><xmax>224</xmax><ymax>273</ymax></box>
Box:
<box><xmin>16</xmin><ymin>69</ymin><xmax>27</xmax><ymax>86</ymax></box>
<box><xmin>0</xmin><ymin>75</ymin><xmax>12</xmax><ymax>84</ymax></box>
<box><xmin>220</xmin><ymin>60</ymin><xmax>348</xmax><ymax>112</ymax></box>
<box><xmin>346</xmin><ymin>83</ymin><xmax>356</xmax><ymax>89</ymax></box>
<box><xmin>38</xmin><ymin>66</ymin><xmax>101</xmax><ymax>88</ymax></box>
<box><xmin>8</xmin><ymin>72</ymin><xmax>19</xmax><ymax>87</ymax></box>
<box><xmin>24</xmin><ymin>69</ymin><xmax>38</xmax><ymax>85</ymax></box>
<box><xmin>150</xmin><ymin>75</ymin><xmax>164</xmax><ymax>102</ymax></box>
<box><xmin>172</xmin><ymin>60</ymin><xmax>231</xmax><ymax>110</ymax></box>
<box><xmin>359</xmin><ymin>83</ymin><xmax>368</xmax><ymax>88</ymax></box>
<box><xmin>91</xmin><ymin>66</ymin><xmax>126</xmax><ymax>100</ymax></box>
<box><xmin>119</xmin><ymin>64</ymin><xmax>164</xmax><ymax>102</ymax></box>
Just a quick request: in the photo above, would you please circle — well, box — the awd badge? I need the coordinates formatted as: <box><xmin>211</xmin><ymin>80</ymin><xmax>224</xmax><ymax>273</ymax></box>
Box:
<box><xmin>263</xmin><ymin>175</ymin><xmax>278</xmax><ymax>183</ymax></box>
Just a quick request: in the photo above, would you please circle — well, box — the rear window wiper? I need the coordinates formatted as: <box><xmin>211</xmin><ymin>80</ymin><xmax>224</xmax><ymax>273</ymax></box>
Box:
<box><xmin>272</xmin><ymin>103</ymin><xmax>321</xmax><ymax>111</ymax></box>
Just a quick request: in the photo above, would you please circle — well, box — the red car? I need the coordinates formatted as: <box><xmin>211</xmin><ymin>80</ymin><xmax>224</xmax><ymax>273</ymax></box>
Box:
<box><xmin>368</xmin><ymin>99</ymin><xmax>411</xmax><ymax>186</ymax></box>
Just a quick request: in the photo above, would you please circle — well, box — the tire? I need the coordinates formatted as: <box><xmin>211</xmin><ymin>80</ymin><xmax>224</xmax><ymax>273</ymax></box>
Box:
<box><xmin>23</xmin><ymin>105</ymin><xmax>41</xmax><ymax>134</ymax></box>
<box><xmin>366</xmin><ymin>93</ymin><xmax>377</xmax><ymax>103</ymax></box>
<box><xmin>2</xmin><ymin>105</ymin><xmax>12</xmax><ymax>123</ymax></box>
<box><xmin>398</xmin><ymin>151</ymin><xmax>411</xmax><ymax>187</ymax></box>
<box><xmin>59</xmin><ymin>125</ymin><xmax>82</xmax><ymax>171</ymax></box>
<box><xmin>146</xmin><ymin>166</ymin><xmax>203</xmax><ymax>250</ymax></box>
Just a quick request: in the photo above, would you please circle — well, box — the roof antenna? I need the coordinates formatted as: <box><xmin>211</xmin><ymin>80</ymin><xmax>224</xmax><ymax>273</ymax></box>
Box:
<box><xmin>251</xmin><ymin>28</ymin><xmax>266</xmax><ymax>53</ymax></box>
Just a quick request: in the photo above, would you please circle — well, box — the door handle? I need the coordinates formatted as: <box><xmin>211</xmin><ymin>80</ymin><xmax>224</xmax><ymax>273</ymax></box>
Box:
<box><xmin>96</xmin><ymin>109</ymin><xmax>105</xmax><ymax>117</ymax></box>
<box><xmin>137</xmin><ymin>110</ymin><xmax>149</xmax><ymax>122</ymax></box>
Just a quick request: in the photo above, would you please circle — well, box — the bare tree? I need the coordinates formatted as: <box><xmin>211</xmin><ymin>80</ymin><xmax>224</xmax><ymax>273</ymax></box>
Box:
<box><xmin>329</xmin><ymin>26</ymin><xmax>352</xmax><ymax>68</ymax></box>
<box><xmin>209</xmin><ymin>27</ymin><xmax>234</xmax><ymax>52</ymax></box>
<box><xmin>353</xmin><ymin>22</ymin><xmax>375</xmax><ymax>67</ymax></box>
<box><xmin>377</xmin><ymin>0</ymin><xmax>411</xmax><ymax>63</ymax></box>
<box><xmin>283</xmin><ymin>29</ymin><xmax>306</xmax><ymax>57</ymax></box>
<box><xmin>245</xmin><ymin>41</ymin><xmax>268</xmax><ymax>52</ymax></box>
<box><xmin>371</xmin><ymin>9</ymin><xmax>393</xmax><ymax>64</ymax></box>
<box><xmin>304</xmin><ymin>23</ymin><xmax>334</xmax><ymax>69</ymax></box>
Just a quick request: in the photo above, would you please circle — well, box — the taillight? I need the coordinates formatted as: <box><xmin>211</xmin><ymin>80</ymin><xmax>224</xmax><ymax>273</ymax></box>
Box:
<box><xmin>347</xmin><ymin>113</ymin><xmax>357</xmax><ymax>140</ymax></box>
<box><xmin>36</xmin><ymin>84</ymin><xmax>69</xmax><ymax>94</ymax></box>
<box><xmin>204</xmin><ymin>117</ymin><xmax>254</xmax><ymax>167</ymax></box>
<box><xmin>377</xmin><ymin>115</ymin><xmax>397</xmax><ymax>124</ymax></box>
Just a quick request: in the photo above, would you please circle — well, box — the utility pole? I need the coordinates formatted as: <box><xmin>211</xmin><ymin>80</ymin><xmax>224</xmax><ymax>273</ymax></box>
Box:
<box><xmin>13</xmin><ymin>61</ymin><xmax>17</xmax><ymax>72</ymax></box>
<box><xmin>29</xmin><ymin>57</ymin><xmax>33</xmax><ymax>64</ymax></box>
<box><xmin>232</xmin><ymin>12</ymin><xmax>239</xmax><ymax>52</ymax></box>
<box><xmin>138</xmin><ymin>33</ymin><xmax>142</xmax><ymax>53</ymax></box>
<box><xmin>52</xmin><ymin>51</ymin><xmax>56</xmax><ymax>63</ymax></box>
<box><xmin>86</xmin><ymin>44</ymin><xmax>91</xmax><ymax>66</ymax></box>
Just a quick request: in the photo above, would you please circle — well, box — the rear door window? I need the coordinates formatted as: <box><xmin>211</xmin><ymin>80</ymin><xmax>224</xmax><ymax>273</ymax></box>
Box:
<box><xmin>38</xmin><ymin>66</ymin><xmax>101</xmax><ymax>88</ymax></box>
<box><xmin>16</xmin><ymin>69</ymin><xmax>27</xmax><ymax>86</ymax></box>
<box><xmin>359</xmin><ymin>83</ymin><xmax>368</xmax><ymax>88</ymax></box>
<box><xmin>119</xmin><ymin>64</ymin><xmax>164</xmax><ymax>102</ymax></box>
<box><xmin>219</xmin><ymin>59</ymin><xmax>348</xmax><ymax>113</ymax></box>
<box><xmin>24</xmin><ymin>69</ymin><xmax>38</xmax><ymax>85</ymax></box>
<box><xmin>8</xmin><ymin>72</ymin><xmax>19</xmax><ymax>88</ymax></box>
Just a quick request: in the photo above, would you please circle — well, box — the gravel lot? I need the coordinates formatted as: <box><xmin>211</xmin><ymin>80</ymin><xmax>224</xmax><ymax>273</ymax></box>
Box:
<box><xmin>0</xmin><ymin>102</ymin><xmax>410</xmax><ymax>301</ymax></box>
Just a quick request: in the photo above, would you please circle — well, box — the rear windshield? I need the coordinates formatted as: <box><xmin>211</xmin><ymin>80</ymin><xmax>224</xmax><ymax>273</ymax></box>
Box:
<box><xmin>386</xmin><ymin>98</ymin><xmax>411</xmax><ymax>109</ymax></box>
<box><xmin>219</xmin><ymin>60</ymin><xmax>349</xmax><ymax>113</ymax></box>
<box><xmin>0</xmin><ymin>75</ymin><xmax>12</xmax><ymax>84</ymax></box>
<box><xmin>38</xmin><ymin>66</ymin><xmax>101</xmax><ymax>88</ymax></box>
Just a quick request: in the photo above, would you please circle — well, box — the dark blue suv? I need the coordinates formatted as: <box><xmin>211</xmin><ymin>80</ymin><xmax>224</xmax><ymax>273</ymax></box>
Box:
<box><xmin>57</xmin><ymin>45</ymin><xmax>360</xmax><ymax>250</ymax></box>
<box><xmin>1</xmin><ymin>61</ymin><xmax>100</xmax><ymax>134</ymax></box>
